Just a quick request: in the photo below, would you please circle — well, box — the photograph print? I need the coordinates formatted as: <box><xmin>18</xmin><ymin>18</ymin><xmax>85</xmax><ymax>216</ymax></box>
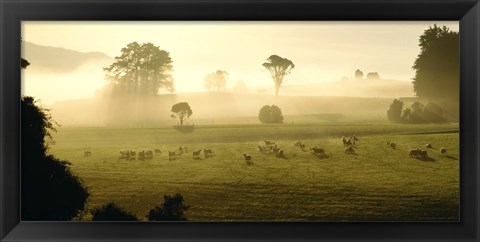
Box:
<box><xmin>21</xmin><ymin>21</ymin><xmax>459</xmax><ymax>221</ymax></box>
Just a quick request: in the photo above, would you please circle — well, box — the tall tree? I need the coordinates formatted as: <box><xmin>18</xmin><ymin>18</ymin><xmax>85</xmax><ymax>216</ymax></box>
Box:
<box><xmin>104</xmin><ymin>42</ymin><xmax>174</xmax><ymax>96</ymax></box>
<box><xmin>262</xmin><ymin>55</ymin><xmax>295</xmax><ymax>96</ymax></box>
<box><xmin>412</xmin><ymin>25</ymin><xmax>459</xmax><ymax>119</ymax></box>
<box><xmin>171</xmin><ymin>102</ymin><xmax>193</xmax><ymax>126</ymax></box>
<box><xmin>204</xmin><ymin>70</ymin><xmax>228</xmax><ymax>92</ymax></box>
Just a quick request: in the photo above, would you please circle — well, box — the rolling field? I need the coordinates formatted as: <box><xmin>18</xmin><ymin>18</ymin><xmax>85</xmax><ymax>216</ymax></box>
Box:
<box><xmin>48</xmin><ymin>122</ymin><xmax>459</xmax><ymax>221</ymax></box>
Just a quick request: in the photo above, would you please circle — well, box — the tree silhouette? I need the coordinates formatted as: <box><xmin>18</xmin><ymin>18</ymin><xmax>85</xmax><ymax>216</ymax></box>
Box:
<box><xmin>366</xmin><ymin>72</ymin><xmax>380</xmax><ymax>80</ymax></box>
<box><xmin>146</xmin><ymin>193</ymin><xmax>190</xmax><ymax>221</ymax></box>
<box><xmin>258</xmin><ymin>105</ymin><xmax>284</xmax><ymax>124</ymax></box>
<box><xmin>104</xmin><ymin>42</ymin><xmax>174</xmax><ymax>96</ymax></box>
<box><xmin>354</xmin><ymin>69</ymin><xmax>363</xmax><ymax>79</ymax></box>
<box><xmin>387</xmin><ymin>99</ymin><xmax>404</xmax><ymax>122</ymax></box>
<box><xmin>171</xmin><ymin>102</ymin><xmax>193</xmax><ymax>126</ymax></box>
<box><xmin>204</xmin><ymin>70</ymin><xmax>228</xmax><ymax>92</ymax></box>
<box><xmin>412</xmin><ymin>25</ymin><xmax>459</xmax><ymax>119</ymax></box>
<box><xmin>91</xmin><ymin>202</ymin><xmax>138</xmax><ymax>221</ymax></box>
<box><xmin>262</xmin><ymin>55</ymin><xmax>295</xmax><ymax>96</ymax></box>
<box><xmin>21</xmin><ymin>96</ymin><xmax>89</xmax><ymax>220</ymax></box>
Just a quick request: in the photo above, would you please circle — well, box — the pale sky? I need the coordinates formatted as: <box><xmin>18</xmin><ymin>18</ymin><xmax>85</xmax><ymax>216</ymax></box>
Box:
<box><xmin>22</xmin><ymin>21</ymin><xmax>458</xmax><ymax>104</ymax></box>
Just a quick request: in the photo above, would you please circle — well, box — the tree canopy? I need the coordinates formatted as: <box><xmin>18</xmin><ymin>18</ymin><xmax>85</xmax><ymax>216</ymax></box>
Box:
<box><xmin>354</xmin><ymin>69</ymin><xmax>363</xmax><ymax>79</ymax></box>
<box><xmin>258</xmin><ymin>105</ymin><xmax>284</xmax><ymax>124</ymax></box>
<box><xmin>262</xmin><ymin>55</ymin><xmax>295</xmax><ymax>96</ymax></box>
<box><xmin>204</xmin><ymin>70</ymin><xmax>228</xmax><ymax>92</ymax></box>
<box><xmin>103</xmin><ymin>42</ymin><xmax>174</xmax><ymax>96</ymax></box>
<box><xmin>412</xmin><ymin>25</ymin><xmax>459</xmax><ymax>119</ymax></box>
<box><xmin>171</xmin><ymin>102</ymin><xmax>193</xmax><ymax>126</ymax></box>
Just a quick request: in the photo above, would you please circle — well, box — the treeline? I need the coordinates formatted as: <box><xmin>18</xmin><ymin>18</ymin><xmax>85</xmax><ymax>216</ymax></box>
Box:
<box><xmin>387</xmin><ymin>99</ymin><xmax>446</xmax><ymax>123</ymax></box>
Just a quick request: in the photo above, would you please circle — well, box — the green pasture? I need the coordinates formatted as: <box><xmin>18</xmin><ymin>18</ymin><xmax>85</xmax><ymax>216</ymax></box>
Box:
<box><xmin>48</xmin><ymin>122</ymin><xmax>459</xmax><ymax>221</ymax></box>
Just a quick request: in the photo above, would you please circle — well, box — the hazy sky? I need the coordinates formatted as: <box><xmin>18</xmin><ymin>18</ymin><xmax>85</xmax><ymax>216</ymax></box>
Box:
<box><xmin>22</xmin><ymin>21</ymin><xmax>458</xmax><ymax>104</ymax></box>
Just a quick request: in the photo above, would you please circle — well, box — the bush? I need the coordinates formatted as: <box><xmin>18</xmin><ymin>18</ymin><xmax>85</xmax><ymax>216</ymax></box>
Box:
<box><xmin>146</xmin><ymin>193</ymin><xmax>190</xmax><ymax>221</ymax></box>
<box><xmin>258</xmin><ymin>105</ymin><xmax>284</xmax><ymax>124</ymax></box>
<box><xmin>91</xmin><ymin>202</ymin><xmax>138</xmax><ymax>221</ymax></box>
<box><xmin>387</xmin><ymin>99</ymin><xmax>404</xmax><ymax>122</ymax></box>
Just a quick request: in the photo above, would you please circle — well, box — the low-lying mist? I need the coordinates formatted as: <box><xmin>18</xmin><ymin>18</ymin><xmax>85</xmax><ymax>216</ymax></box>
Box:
<box><xmin>48</xmin><ymin>92</ymin><xmax>394</xmax><ymax>127</ymax></box>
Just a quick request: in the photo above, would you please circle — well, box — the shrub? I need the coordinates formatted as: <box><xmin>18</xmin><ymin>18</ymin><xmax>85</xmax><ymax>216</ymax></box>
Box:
<box><xmin>146</xmin><ymin>193</ymin><xmax>190</xmax><ymax>221</ymax></box>
<box><xmin>91</xmin><ymin>202</ymin><xmax>138</xmax><ymax>221</ymax></box>
<box><xmin>258</xmin><ymin>105</ymin><xmax>284</xmax><ymax>124</ymax></box>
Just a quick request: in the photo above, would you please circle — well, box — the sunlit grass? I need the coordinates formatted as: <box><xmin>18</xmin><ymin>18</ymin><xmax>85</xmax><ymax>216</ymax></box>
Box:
<box><xmin>49</xmin><ymin>122</ymin><xmax>459</xmax><ymax>221</ymax></box>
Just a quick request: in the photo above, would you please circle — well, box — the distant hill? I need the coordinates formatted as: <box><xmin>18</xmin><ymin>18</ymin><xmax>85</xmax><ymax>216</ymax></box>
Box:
<box><xmin>280</xmin><ymin>78</ymin><xmax>414</xmax><ymax>98</ymax></box>
<box><xmin>22</xmin><ymin>42</ymin><xmax>113</xmax><ymax>73</ymax></box>
<box><xmin>49</xmin><ymin>92</ymin><xmax>397</xmax><ymax>126</ymax></box>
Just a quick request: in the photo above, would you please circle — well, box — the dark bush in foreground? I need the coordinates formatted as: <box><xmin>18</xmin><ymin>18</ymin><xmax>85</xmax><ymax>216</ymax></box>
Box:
<box><xmin>21</xmin><ymin>96</ymin><xmax>89</xmax><ymax>221</ymax></box>
<box><xmin>146</xmin><ymin>193</ymin><xmax>190</xmax><ymax>221</ymax></box>
<box><xmin>91</xmin><ymin>202</ymin><xmax>138</xmax><ymax>221</ymax></box>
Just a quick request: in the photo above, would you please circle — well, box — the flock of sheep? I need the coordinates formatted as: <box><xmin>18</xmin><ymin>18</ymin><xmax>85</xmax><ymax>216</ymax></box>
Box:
<box><xmin>83</xmin><ymin>134</ymin><xmax>448</xmax><ymax>165</ymax></box>
<box><xmin>114</xmin><ymin>146</ymin><xmax>216</xmax><ymax>161</ymax></box>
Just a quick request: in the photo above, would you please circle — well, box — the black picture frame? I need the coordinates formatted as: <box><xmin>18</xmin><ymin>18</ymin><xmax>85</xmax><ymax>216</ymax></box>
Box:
<box><xmin>1</xmin><ymin>0</ymin><xmax>479</xmax><ymax>241</ymax></box>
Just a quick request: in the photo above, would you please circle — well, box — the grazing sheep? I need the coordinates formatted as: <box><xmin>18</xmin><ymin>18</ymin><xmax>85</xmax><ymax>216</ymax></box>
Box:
<box><xmin>129</xmin><ymin>150</ymin><xmax>136</xmax><ymax>160</ymax></box>
<box><xmin>119</xmin><ymin>151</ymin><xmax>129</xmax><ymax>159</ymax></box>
<box><xmin>193</xmin><ymin>149</ymin><xmax>202</xmax><ymax>159</ymax></box>
<box><xmin>168</xmin><ymin>151</ymin><xmax>177</xmax><ymax>161</ymax></box>
<box><xmin>425</xmin><ymin>143</ymin><xmax>432</xmax><ymax>148</ymax></box>
<box><xmin>345</xmin><ymin>146</ymin><xmax>355</xmax><ymax>154</ymax></box>
<box><xmin>178</xmin><ymin>146</ymin><xmax>185</xmax><ymax>155</ymax></box>
<box><xmin>145</xmin><ymin>150</ymin><xmax>153</xmax><ymax>160</ymax></box>
<box><xmin>390</xmin><ymin>142</ymin><xmax>396</xmax><ymax>149</ymax></box>
<box><xmin>343</xmin><ymin>139</ymin><xmax>352</xmax><ymax>146</ymax></box>
<box><xmin>386</xmin><ymin>141</ymin><xmax>391</xmax><ymax>145</ymax></box>
<box><xmin>258</xmin><ymin>145</ymin><xmax>268</xmax><ymax>153</ymax></box>
<box><xmin>154</xmin><ymin>149</ymin><xmax>162</xmax><ymax>156</ymax></box>
<box><xmin>84</xmin><ymin>150</ymin><xmax>92</xmax><ymax>157</ymax></box>
<box><xmin>419</xmin><ymin>150</ymin><xmax>428</xmax><ymax>159</ymax></box>
<box><xmin>409</xmin><ymin>149</ymin><xmax>419</xmax><ymax>158</ymax></box>
<box><xmin>310</xmin><ymin>147</ymin><xmax>325</xmax><ymax>155</ymax></box>
<box><xmin>299</xmin><ymin>143</ymin><xmax>306</xmax><ymax>151</ymax></box>
<box><xmin>351</xmin><ymin>135</ymin><xmax>359</xmax><ymax>141</ymax></box>
<box><xmin>440</xmin><ymin>148</ymin><xmax>447</xmax><ymax>155</ymax></box>
<box><xmin>272</xmin><ymin>146</ymin><xmax>280</xmax><ymax>154</ymax></box>
<box><xmin>243</xmin><ymin>153</ymin><xmax>253</xmax><ymax>165</ymax></box>
<box><xmin>264</xmin><ymin>140</ymin><xmax>275</xmax><ymax>146</ymax></box>
<box><xmin>294</xmin><ymin>141</ymin><xmax>302</xmax><ymax>147</ymax></box>
<box><xmin>138</xmin><ymin>151</ymin><xmax>145</xmax><ymax>160</ymax></box>
<box><xmin>276</xmin><ymin>149</ymin><xmax>285</xmax><ymax>158</ymax></box>
<box><xmin>204</xmin><ymin>148</ymin><xmax>215</xmax><ymax>158</ymax></box>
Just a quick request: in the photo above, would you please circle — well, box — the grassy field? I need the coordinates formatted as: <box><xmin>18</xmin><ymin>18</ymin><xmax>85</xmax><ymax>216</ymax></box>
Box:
<box><xmin>48</xmin><ymin>122</ymin><xmax>459</xmax><ymax>221</ymax></box>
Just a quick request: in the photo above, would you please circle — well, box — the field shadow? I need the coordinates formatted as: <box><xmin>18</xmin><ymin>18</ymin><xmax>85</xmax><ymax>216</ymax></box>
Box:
<box><xmin>173</xmin><ymin>125</ymin><xmax>195</xmax><ymax>133</ymax></box>
<box><xmin>445</xmin><ymin>155</ymin><xmax>458</xmax><ymax>160</ymax></box>
<box><xmin>417</xmin><ymin>157</ymin><xmax>437</xmax><ymax>162</ymax></box>
<box><xmin>313</xmin><ymin>153</ymin><xmax>329</xmax><ymax>159</ymax></box>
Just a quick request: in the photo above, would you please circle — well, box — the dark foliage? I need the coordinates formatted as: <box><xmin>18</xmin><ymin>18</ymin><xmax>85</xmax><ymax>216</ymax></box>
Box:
<box><xmin>412</xmin><ymin>25</ymin><xmax>459</xmax><ymax>120</ymax></box>
<box><xmin>146</xmin><ymin>193</ymin><xmax>190</xmax><ymax>221</ymax></box>
<box><xmin>354</xmin><ymin>69</ymin><xmax>363</xmax><ymax>79</ymax></box>
<box><xmin>91</xmin><ymin>202</ymin><xmax>139</xmax><ymax>221</ymax></box>
<box><xmin>258</xmin><ymin>105</ymin><xmax>284</xmax><ymax>124</ymax></box>
<box><xmin>103</xmin><ymin>42</ymin><xmax>174</xmax><ymax>96</ymax></box>
<box><xmin>389</xmin><ymin>100</ymin><xmax>446</xmax><ymax>124</ymax></box>
<box><xmin>21</xmin><ymin>96</ymin><xmax>89</xmax><ymax>220</ymax></box>
<box><xmin>387</xmin><ymin>99</ymin><xmax>404</xmax><ymax>122</ymax></box>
